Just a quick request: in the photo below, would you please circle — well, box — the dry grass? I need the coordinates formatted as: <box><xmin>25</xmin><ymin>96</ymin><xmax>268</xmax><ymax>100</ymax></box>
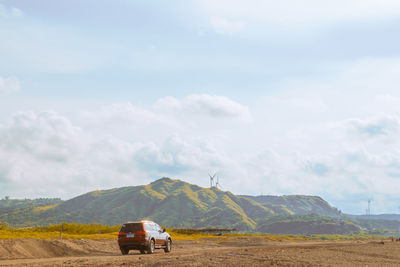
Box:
<box><xmin>0</xmin><ymin>230</ymin><xmax>118</xmax><ymax>240</ymax></box>
<box><xmin>0</xmin><ymin>223</ymin><xmax>386</xmax><ymax>241</ymax></box>
<box><xmin>0</xmin><ymin>223</ymin><xmax>119</xmax><ymax>240</ymax></box>
<box><xmin>32</xmin><ymin>204</ymin><xmax>59</xmax><ymax>212</ymax></box>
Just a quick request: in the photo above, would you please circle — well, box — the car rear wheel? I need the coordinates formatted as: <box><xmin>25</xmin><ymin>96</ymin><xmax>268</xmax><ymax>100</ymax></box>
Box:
<box><xmin>120</xmin><ymin>247</ymin><xmax>129</xmax><ymax>255</ymax></box>
<box><xmin>164</xmin><ymin>238</ymin><xmax>171</xmax><ymax>253</ymax></box>
<box><xmin>147</xmin><ymin>239</ymin><xmax>155</xmax><ymax>254</ymax></box>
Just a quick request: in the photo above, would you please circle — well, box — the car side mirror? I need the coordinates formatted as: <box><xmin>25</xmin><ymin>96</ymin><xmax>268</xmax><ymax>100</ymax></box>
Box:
<box><xmin>162</xmin><ymin>228</ymin><xmax>166</xmax><ymax>233</ymax></box>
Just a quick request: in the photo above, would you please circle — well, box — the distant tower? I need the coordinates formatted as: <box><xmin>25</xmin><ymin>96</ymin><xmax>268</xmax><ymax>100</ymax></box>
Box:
<box><xmin>209</xmin><ymin>173</ymin><xmax>216</xmax><ymax>188</ymax></box>
<box><xmin>215</xmin><ymin>175</ymin><xmax>221</xmax><ymax>189</ymax></box>
<box><xmin>366</xmin><ymin>199</ymin><xmax>372</xmax><ymax>216</ymax></box>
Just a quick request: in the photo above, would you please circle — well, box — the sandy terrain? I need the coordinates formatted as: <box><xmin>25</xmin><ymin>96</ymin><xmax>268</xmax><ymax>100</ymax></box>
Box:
<box><xmin>1</xmin><ymin>237</ymin><xmax>400</xmax><ymax>266</ymax></box>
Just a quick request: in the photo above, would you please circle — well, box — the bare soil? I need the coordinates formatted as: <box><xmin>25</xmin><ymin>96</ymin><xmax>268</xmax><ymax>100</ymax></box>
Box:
<box><xmin>1</xmin><ymin>237</ymin><xmax>400</xmax><ymax>266</ymax></box>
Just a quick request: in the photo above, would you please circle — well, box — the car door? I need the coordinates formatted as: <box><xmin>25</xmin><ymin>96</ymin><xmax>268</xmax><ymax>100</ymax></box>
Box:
<box><xmin>145</xmin><ymin>222</ymin><xmax>155</xmax><ymax>243</ymax></box>
<box><xmin>154</xmin><ymin>223</ymin><xmax>166</xmax><ymax>246</ymax></box>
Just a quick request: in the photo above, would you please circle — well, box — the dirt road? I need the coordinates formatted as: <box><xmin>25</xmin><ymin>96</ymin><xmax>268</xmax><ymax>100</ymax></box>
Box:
<box><xmin>1</xmin><ymin>237</ymin><xmax>400</xmax><ymax>266</ymax></box>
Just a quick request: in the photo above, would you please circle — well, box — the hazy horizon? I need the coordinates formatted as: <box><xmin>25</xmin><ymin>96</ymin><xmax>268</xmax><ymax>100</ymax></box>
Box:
<box><xmin>1</xmin><ymin>0</ymin><xmax>400</xmax><ymax>214</ymax></box>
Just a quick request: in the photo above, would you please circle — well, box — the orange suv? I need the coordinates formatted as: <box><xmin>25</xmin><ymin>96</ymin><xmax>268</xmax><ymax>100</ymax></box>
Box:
<box><xmin>118</xmin><ymin>220</ymin><xmax>172</xmax><ymax>255</ymax></box>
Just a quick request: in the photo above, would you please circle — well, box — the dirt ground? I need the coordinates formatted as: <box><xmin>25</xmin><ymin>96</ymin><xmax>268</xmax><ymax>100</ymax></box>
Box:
<box><xmin>1</xmin><ymin>237</ymin><xmax>400</xmax><ymax>266</ymax></box>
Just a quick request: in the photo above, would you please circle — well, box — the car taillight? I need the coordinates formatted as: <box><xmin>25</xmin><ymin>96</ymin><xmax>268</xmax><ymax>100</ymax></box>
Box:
<box><xmin>118</xmin><ymin>232</ymin><xmax>125</xmax><ymax>237</ymax></box>
<box><xmin>136</xmin><ymin>230</ymin><xmax>147</xmax><ymax>235</ymax></box>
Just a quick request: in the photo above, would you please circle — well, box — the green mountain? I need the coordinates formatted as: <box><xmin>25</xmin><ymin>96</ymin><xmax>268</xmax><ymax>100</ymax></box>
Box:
<box><xmin>0</xmin><ymin>178</ymin><xmax>362</xmax><ymax>234</ymax></box>
<box><xmin>1</xmin><ymin>178</ymin><xmax>280</xmax><ymax>230</ymax></box>
<box><xmin>0</xmin><ymin>198</ymin><xmax>62</xmax><ymax>209</ymax></box>
<box><xmin>257</xmin><ymin>214</ymin><xmax>360</xmax><ymax>235</ymax></box>
<box><xmin>347</xmin><ymin>214</ymin><xmax>400</xmax><ymax>221</ymax></box>
<box><xmin>241</xmin><ymin>195</ymin><xmax>341</xmax><ymax>217</ymax></box>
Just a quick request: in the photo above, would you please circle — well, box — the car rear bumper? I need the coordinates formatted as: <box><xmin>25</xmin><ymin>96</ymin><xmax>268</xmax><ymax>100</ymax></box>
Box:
<box><xmin>119</xmin><ymin>241</ymin><xmax>149</xmax><ymax>250</ymax></box>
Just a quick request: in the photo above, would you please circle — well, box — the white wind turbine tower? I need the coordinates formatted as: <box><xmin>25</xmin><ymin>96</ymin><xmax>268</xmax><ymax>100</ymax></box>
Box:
<box><xmin>209</xmin><ymin>173</ymin><xmax>216</xmax><ymax>188</ymax></box>
<box><xmin>215</xmin><ymin>175</ymin><xmax>222</xmax><ymax>189</ymax></box>
<box><xmin>367</xmin><ymin>199</ymin><xmax>372</xmax><ymax>216</ymax></box>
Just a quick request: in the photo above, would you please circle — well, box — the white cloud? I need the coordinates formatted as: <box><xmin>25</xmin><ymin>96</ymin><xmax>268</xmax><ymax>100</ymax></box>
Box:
<box><xmin>244</xmin><ymin>55</ymin><xmax>400</xmax><ymax>212</ymax></box>
<box><xmin>0</xmin><ymin>95</ymin><xmax>251</xmax><ymax>198</ymax></box>
<box><xmin>133</xmin><ymin>135</ymin><xmax>229</xmax><ymax>177</ymax></box>
<box><xmin>2</xmin><ymin>1</ymin><xmax>400</xmax><ymax>214</ymax></box>
<box><xmin>345</xmin><ymin>115</ymin><xmax>400</xmax><ymax>137</ymax></box>
<box><xmin>155</xmin><ymin>94</ymin><xmax>251</xmax><ymax>121</ymax></box>
<box><xmin>0</xmin><ymin>111</ymin><xmax>82</xmax><ymax>196</ymax></box>
<box><xmin>0</xmin><ymin>111</ymin><xmax>81</xmax><ymax>160</ymax></box>
<box><xmin>82</xmin><ymin>102</ymin><xmax>168</xmax><ymax>128</ymax></box>
<box><xmin>80</xmin><ymin>102</ymin><xmax>180</xmax><ymax>142</ymax></box>
<box><xmin>237</xmin><ymin>112</ymin><xmax>400</xmax><ymax>210</ymax></box>
<box><xmin>0</xmin><ymin>110</ymin><xmax>146</xmax><ymax>198</ymax></box>
<box><xmin>2</xmin><ymin>87</ymin><xmax>400</xmax><ymax>213</ymax></box>
<box><xmin>0</xmin><ymin>76</ymin><xmax>20</xmax><ymax>93</ymax></box>
<box><xmin>0</xmin><ymin>4</ymin><xmax>23</xmax><ymax>18</ymax></box>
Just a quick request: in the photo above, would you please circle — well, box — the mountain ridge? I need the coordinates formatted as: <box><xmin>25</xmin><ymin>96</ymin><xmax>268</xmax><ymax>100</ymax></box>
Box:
<box><xmin>1</xmin><ymin>177</ymin><xmax>395</xmax><ymax>234</ymax></box>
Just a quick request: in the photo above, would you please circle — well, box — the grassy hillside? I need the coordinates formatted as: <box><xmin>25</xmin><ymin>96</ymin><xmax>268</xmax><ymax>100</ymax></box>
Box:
<box><xmin>349</xmin><ymin>218</ymin><xmax>400</xmax><ymax>231</ymax></box>
<box><xmin>0</xmin><ymin>178</ymin><xmax>361</xmax><ymax>234</ymax></box>
<box><xmin>347</xmin><ymin>214</ymin><xmax>400</xmax><ymax>221</ymax></box>
<box><xmin>1</xmin><ymin>222</ymin><xmax>381</xmax><ymax>241</ymax></box>
<box><xmin>242</xmin><ymin>195</ymin><xmax>341</xmax><ymax>217</ymax></box>
<box><xmin>0</xmin><ymin>198</ymin><xmax>61</xmax><ymax>209</ymax></box>
<box><xmin>1</xmin><ymin>178</ymin><xmax>280</xmax><ymax>230</ymax></box>
<box><xmin>0</xmin><ymin>198</ymin><xmax>62</xmax><ymax>227</ymax></box>
<box><xmin>257</xmin><ymin>215</ymin><xmax>360</xmax><ymax>235</ymax></box>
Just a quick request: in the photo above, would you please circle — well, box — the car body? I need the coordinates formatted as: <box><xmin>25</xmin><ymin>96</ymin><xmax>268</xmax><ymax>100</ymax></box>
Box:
<box><xmin>118</xmin><ymin>220</ymin><xmax>172</xmax><ymax>255</ymax></box>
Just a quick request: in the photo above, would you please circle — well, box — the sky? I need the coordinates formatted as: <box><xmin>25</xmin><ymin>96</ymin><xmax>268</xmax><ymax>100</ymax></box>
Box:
<box><xmin>1</xmin><ymin>0</ymin><xmax>400</xmax><ymax>214</ymax></box>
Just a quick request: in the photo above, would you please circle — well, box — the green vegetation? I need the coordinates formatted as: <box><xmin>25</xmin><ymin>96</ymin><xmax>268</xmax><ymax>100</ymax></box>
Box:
<box><xmin>0</xmin><ymin>198</ymin><xmax>62</xmax><ymax>216</ymax></box>
<box><xmin>349</xmin><ymin>217</ymin><xmax>400</xmax><ymax>229</ymax></box>
<box><xmin>242</xmin><ymin>195</ymin><xmax>341</xmax><ymax>217</ymax></box>
<box><xmin>0</xmin><ymin>222</ymin><xmax>119</xmax><ymax>240</ymax></box>
<box><xmin>0</xmin><ymin>197</ymin><xmax>62</xmax><ymax>209</ymax></box>
<box><xmin>0</xmin><ymin>222</ymin><xmax>387</xmax><ymax>242</ymax></box>
<box><xmin>0</xmin><ymin>178</ymin><xmax>274</xmax><ymax>230</ymax></box>
<box><xmin>0</xmin><ymin>178</ymin><xmax>397</xmax><ymax>235</ymax></box>
<box><xmin>256</xmin><ymin>214</ymin><xmax>360</xmax><ymax>235</ymax></box>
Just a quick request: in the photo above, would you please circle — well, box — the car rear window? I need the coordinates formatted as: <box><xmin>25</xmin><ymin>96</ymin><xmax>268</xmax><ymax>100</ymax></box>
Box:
<box><xmin>120</xmin><ymin>223</ymin><xmax>143</xmax><ymax>233</ymax></box>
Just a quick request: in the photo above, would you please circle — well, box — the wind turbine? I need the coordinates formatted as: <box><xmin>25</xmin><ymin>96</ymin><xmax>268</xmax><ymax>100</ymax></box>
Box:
<box><xmin>215</xmin><ymin>175</ymin><xmax>222</xmax><ymax>189</ymax></box>
<box><xmin>367</xmin><ymin>199</ymin><xmax>372</xmax><ymax>216</ymax></box>
<box><xmin>209</xmin><ymin>173</ymin><xmax>216</xmax><ymax>188</ymax></box>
